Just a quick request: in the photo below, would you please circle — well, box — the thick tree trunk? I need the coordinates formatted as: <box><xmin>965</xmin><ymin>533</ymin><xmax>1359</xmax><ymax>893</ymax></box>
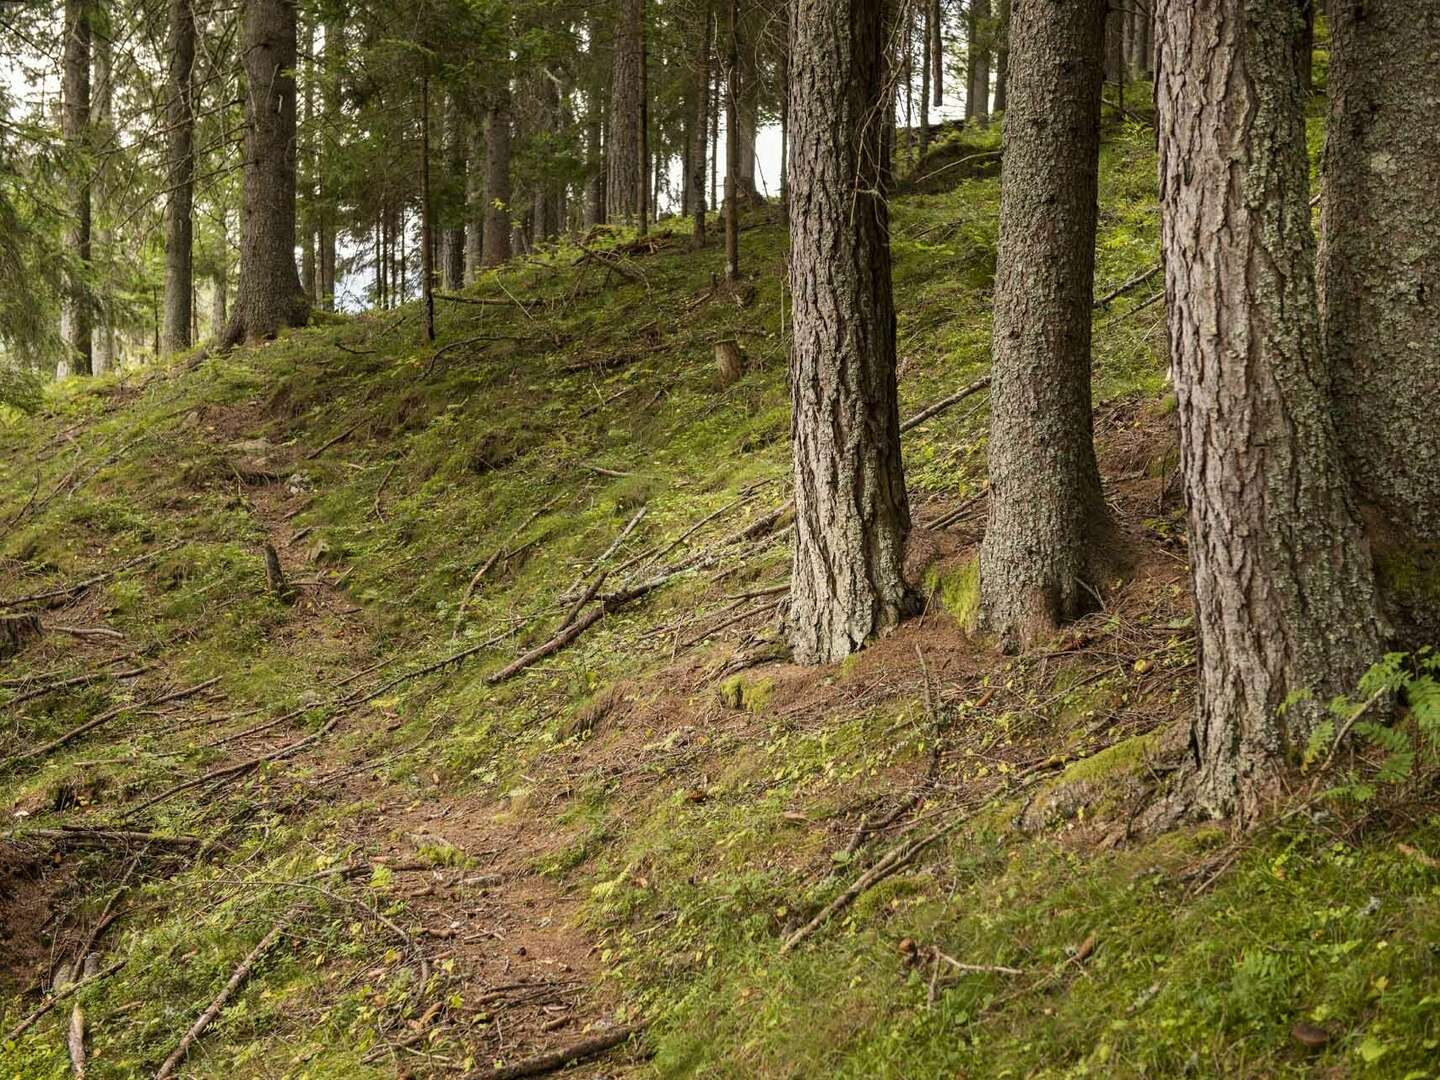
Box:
<box><xmin>59</xmin><ymin>0</ymin><xmax>92</xmax><ymax>378</ymax></box>
<box><xmin>464</xmin><ymin>122</ymin><xmax>484</xmax><ymax>282</ymax></box>
<box><xmin>222</xmin><ymin>0</ymin><xmax>308</xmax><ymax>347</ymax></box>
<box><xmin>787</xmin><ymin>0</ymin><xmax>913</xmax><ymax>666</ymax></box>
<box><xmin>979</xmin><ymin>0</ymin><xmax>1111</xmax><ymax>651</ymax></box>
<box><xmin>90</xmin><ymin>15</ymin><xmax>115</xmax><ymax>372</ymax></box>
<box><xmin>1156</xmin><ymin>0</ymin><xmax>1382</xmax><ymax>821</ymax></box>
<box><xmin>689</xmin><ymin>2</ymin><xmax>712</xmax><ymax>248</ymax></box>
<box><xmin>1320</xmin><ymin>0</ymin><xmax>1440</xmax><ymax>648</ymax></box>
<box><xmin>993</xmin><ymin>0</ymin><xmax>1010</xmax><ymax>112</ymax></box>
<box><xmin>442</xmin><ymin>95</ymin><xmax>467</xmax><ymax>288</ymax></box>
<box><xmin>481</xmin><ymin>89</ymin><xmax>512</xmax><ymax>268</ymax></box>
<box><xmin>162</xmin><ymin>0</ymin><xmax>195</xmax><ymax>354</ymax></box>
<box><xmin>607</xmin><ymin>0</ymin><xmax>645</xmax><ymax>224</ymax></box>
<box><xmin>966</xmin><ymin>0</ymin><xmax>991</xmax><ymax>124</ymax></box>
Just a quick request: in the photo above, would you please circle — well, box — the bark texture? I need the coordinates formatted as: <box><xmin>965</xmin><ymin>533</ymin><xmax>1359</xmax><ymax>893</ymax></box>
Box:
<box><xmin>1319</xmin><ymin>0</ymin><xmax>1440</xmax><ymax>647</ymax></box>
<box><xmin>689</xmin><ymin>2</ymin><xmax>712</xmax><ymax>247</ymax></box>
<box><xmin>90</xmin><ymin>16</ymin><xmax>115</xmax><ymax>372</ymax></box>
<box><xmin>966</xmin><ymin>0</ymin><xmax>991</xmax><ymax>124</ymax></box>
<box><xmin>787</xmin><ymin>0</ymin><xmax>913</xmax><ymax>666</ymax></box>
<box><xmin>464</xmin><ymin>122</ymin><xmax>484</xmax><ymax>282</ymax></box>
<box><xmin>994</xmin><ymin>0</ymin><xmax>1011</xmax><ymax>111</ymax></box>
<box><xmin>481</xmin><ymin>90</ymin><xmax>512</xmax><ymax>268</ymax></box>
<box><xmin>979</xmin><ymin>0</ymin><xmax>1111</xmax><ymax>650</ymax></box>
<box><xmin>222</xmin><ymin>0</ymin><xmax>308</xmax><ymax>347</ymax></box>
<box><xmin>1156</xmin><ymin>0</ymin><xmax>1382</xmax><ymax>820</ymax></box>
<box><xmin>162</xmin><ymin>0</ymin><xmax>196</xmax><ymax>354</ymax></box>
<box><xmin>607</xmin><ymin>0</ymin><xmax>646</xmax><ymax>224</ymax></box>
<box><xmin>59</xmin><ymin>0</ymin><xmax>93</xmax><ymax>378</ymax></box>
<box><xmin>442</xmin><ymin>95</ymin><xmax>467</xmax><ymax>288</ymax></box>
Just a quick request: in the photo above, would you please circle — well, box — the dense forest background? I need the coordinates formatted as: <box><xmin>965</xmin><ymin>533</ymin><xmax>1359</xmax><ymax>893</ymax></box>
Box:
<box><xmin>1</xmin><ymin>0</ymin><xmax>1438</xmax><ymax>1077</ymax></box>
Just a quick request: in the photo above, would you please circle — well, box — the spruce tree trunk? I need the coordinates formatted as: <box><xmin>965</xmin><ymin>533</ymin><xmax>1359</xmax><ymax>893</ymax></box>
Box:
<box><xmin>689</xmin><ymin>2</ymin><xmax>712</xmax><ymax>248</ymax></box>
<box><xmin>607</xmin><ymin>0</ymin><xmax>645</xmax><ymax>224</ymax></box>
<box><xmin>787</xmin><ymin>0</ymin><xmax>913</xmax><ymax>666</ymax></box>
<box><xmin>979</xmin><ymin>0</ymin><xmax>1110</xmax><ymax>651</ymax></box>
<box><xmin>90</xmin><ymin>15</ymin><xmax>115</xmax><ymax>372</ymax></box>
<box><xmin>481</xmin><ymin>88</ymin><xmax>512</xmax><ymax>268</ymax></box>
<box><xmin>967</xmin><ymin>0</ymin><xmax>991</xmax><ymax>124</ymax></box>
<box><xmin>318</xmin><ymin>15</ymin><xmax>343</xmax><ymax>309</ymax></box>
<box><xmin>465</xmin><ymin>122</ymin><xmax>484</xmax><ymax>282</ymax></box>
<box><xmin>162</xmin><ymin>0</ymin><xmax>195</xmax><ymax>354</ymax></box>
<box><xmin>442</xmin><ymin>95</ymin><xmax>467</xmax><ymax>288</ymax></box>
<box><xmin>723</xmin><ymin>0</ymin><xmax>740</xmax><ymax>281</ymax></box>
<box><xmin>222</xmin><ymin>0</ymin><xmax>308</xmax><ymax>347</ymax></box>
<box><xmin>59</xmin><ymin>0</ymin><xmax>92</xmax><ymax>378</ymax></box>
<box><xmin>300</xmin><ymin>18</ymin><xmax>316</xmax><ymax>301</ymax></box>
<box><xmin>931</xmin><ymin>0</ymin><xmax>944</xmax><ymax>105</ymax></box>
<box><xmin>1320</xmin><ymin>0</ymin><xmax>1440</xmax><ymax>648</ymax></box>
<box><xmin>1156</xmin><ymin>0</ymin><xmax>1382</xmax><ymax>821</ymax></box>
<box><xmin>919</xmin><ymin>5</ymin><xmax>932</xmax><ymax>161</ymax></box>
<box><xmin>993</xmin><ymin>0</ymin><xmax>1010</xmax><ymax>112</ymax></box>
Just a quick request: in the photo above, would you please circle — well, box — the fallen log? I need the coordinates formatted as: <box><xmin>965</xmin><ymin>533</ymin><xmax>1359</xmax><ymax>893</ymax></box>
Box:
<box><xmin>465</xmin><ymin>1023</ymin><xmax>646</xmax><ymax>1080</ymax></box>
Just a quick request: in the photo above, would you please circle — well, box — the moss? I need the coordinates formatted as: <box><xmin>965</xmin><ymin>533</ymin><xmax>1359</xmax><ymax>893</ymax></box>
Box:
<box><xmin>925</xmin><ymin>556</ymin><xmax>980</xmax><ymax>631</ymax></box>
<box><xmin>715</xmin><ymin>675</ymin><xmax>776</xmax><ymax>713</ymax></box>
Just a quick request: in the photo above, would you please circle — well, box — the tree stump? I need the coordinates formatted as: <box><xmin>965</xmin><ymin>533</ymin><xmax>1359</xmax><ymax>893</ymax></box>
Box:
<box><xmin>263</xmin><ymin>543</ymin><xmax>292</xmax><ymax>602</ymax></box>
<box><xmin>1</xmin><ymin>613</ymin><xmax>43</xmax><ymax>659</ymax></box>
<box><xmin>715</xmin><ymin>339</ymin><xmax>745</xmax><ymax>386</ymax></box>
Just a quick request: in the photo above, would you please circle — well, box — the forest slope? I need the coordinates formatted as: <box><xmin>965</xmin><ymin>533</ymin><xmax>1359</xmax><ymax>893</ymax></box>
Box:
<box><xmin>1</xmin><ymin>121</ymin><xmax>1438</xmax><ymax>1078</ymax></box>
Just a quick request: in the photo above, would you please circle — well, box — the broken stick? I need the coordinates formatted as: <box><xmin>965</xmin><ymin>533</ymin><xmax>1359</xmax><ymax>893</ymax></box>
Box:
<box><xmin>467</xmin><ymin>1023</ymin><xmax>646</xmax><ymax>1080</ymax></box>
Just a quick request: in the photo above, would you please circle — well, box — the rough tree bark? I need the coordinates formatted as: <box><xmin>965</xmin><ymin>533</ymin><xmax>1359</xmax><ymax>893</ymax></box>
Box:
<box><xmin>1156</xmin><ymin>0</ymin><xmax>1382</xmax><ymax>820</ymax></box>
<box><xmin>300</xmin><ymin>19</ymin><xmax>316</xmax><ymax>301</ymax></box>
<box><xmin>979</xmin><ymin>0</ymin><xmax>1111</xmax><ymax>651</ymax></box>
<box><xmin>723</xmin><ymin>0</ymin><xmax>740</xmax><ymax>280</ymax></box>
<box><xmin>90</xmin><ymin>13</ymin><xmax>115</xmax><ymax>372</ymax></box>
<box><xmin>58</xmin><ymin>0</ymin><xmax>93</xmax><ymax>378</ymax></box>
<box><xmin>1319</xmin><ymin>0</ymin><xmax>1440</xmax><ymax>648</ymax></box>
<box><xmin>967</xmin><ymin>0</ymin><xmax>991</xmax><ymax>124</ymax></box>
<box><xmin>607</xmin><ymin>0</ymin><xmax>645</xmax><ymax>224</ymax></box>
<box><xmin>689</xmin><ymin>1</ymin><xmax>713</xmax><ymax>247</ymax></box>
<box><xmin>221</xmin><ymin>0</ymin><xmax>308</xmax><ymax>347</ymax></box>
<box><xmin>481</xmin><ymin>87</ymin><xmax>512</xmax><ymax>268</ymax></box>
<box><xmin>919</xmin><ymin>4</ymin><xmax>932</xmax><ymax>160</ymax></box>
<box><xmin>442</xmin><ymin>95</ymin><xmax>467</xmax><ymax>287</ymax></box>
<box><xmin>994</xmin><ymin>0</ymin><xmax>1010</xmax><ymax>112</ymax></box>
<box><xmin>787</xmin><ymin>0</ymin><xmax>913</xmax><ymax>666</ymax></box>
<box><xmin>464</xmin><ymin>122</ymin><xmax>484</xmax><ymax>281</ymax></box>
<box><xmin>162</xmin><ymin>0</ymin><xmax>195</xmax><ymax>354</ymax></box>
<box><xmin>318</xmin><ymin>14</ymin><xmax>343</xmax><ymax>308</ymax></box>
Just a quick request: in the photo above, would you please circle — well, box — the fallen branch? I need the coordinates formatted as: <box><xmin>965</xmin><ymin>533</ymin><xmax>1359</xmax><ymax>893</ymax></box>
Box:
<box><xmin>3</xmin><ymin>958</ymin><xmax>125</xmax><ymax>1043</ymax></box>
<box><xmin>154</xmin><ymin>913</ymin><xmax>297</xmax><ymax>1080</ymax></box>
<box><xmin>44</xmin><ymin>624</ymin><xmax>126</xmax><ymax>641</ymax></box>
<box><xmin>467</xmin><ymin>1023</ymin><xmax>646</xmax><ymax>1080</ymax></box>
<box><xmin>306</xmin><ymin>423</ymin><xmax>359</xmax><ymax>460</ymax></box>
<box><xmin>453</xmin><ymin>497</ymin><xmax>560</xmax><ymax>635</ymax></box>
<box><xmin>6</xmin><ymin>665</ymin><xmax>150</xmax><ymax>708</ymax></box>
<box><xmin>932</xmin><ymin>949</ymin><xmax>1025</xmax><ymax>977</ymax></box>
<box><xmin>1</xmin><ymin>544</ymin><xmax>182</xmax><ymax>610</ymax></box>
<box><xmin>1093</xmin><ymin>263</ymin><xmax>1161</xmax><ymax>308</ymax></box>
<box><xmin>16</xmin><ymin>827</ymin><xmax>200</xmax><ymax>850</ymax></box>
<box><xmin>434</xmin><ymin>293</ymin><xmax>542</xmax><ymax>308</ymax></box>
<box><xmin>485</xmin><ymin>608</ymin><xmax>605</xmax><ymax>686</ymax></box>
<box><xmin>899</xmin><ymin>376</ymin><xmax>992</xmax><ymax>433</ymax></box>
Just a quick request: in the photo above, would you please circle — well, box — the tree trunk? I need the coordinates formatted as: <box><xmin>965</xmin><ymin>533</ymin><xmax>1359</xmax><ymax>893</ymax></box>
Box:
<box><xmin>442</xmin><ymin>95</ymin><xmax>467</xmax><ymax>287</ymax></box>
<box><xmin>979</xmin><ymin>0</ymin><xmax>1111</xmax><ymax>651</ymax></box>
<box><xmin>919</xmin><ymin>5</ymin><xmax>932</xmax><ymax>160</ymax></box>
<box><xmin>967</xmin><ymin>0</ymin><xmax>992</xmax><ymax>125</ymax></box>
<box><xmin>993</xmin><ymin>0</ymin><xmax>1011</xmax><ymax>111</ymax></box>
<box><xmin>90</xmin><ymin>13</ymin><xmax>116</xmax><ymax>372</ymax></box>
<box><xmin>1320</xmin><ymin>0</ymin><xmax>1440</xmax><ymax>648</ymax></box>
<box><xmin>319</xmin><ymin>15</ymin><xmax>343</xmax><ymax>309</ymax></box>
<box><xmin>1298</xmin><ymin>0</ymin><xmax>1314</xmax><ymax>91</ymax></box>
<box><xmin>723</xmin><ymin>0</ymin><xmax>740</xmax><ymax>281</ymax></box>
<box><xmin>465</xmin><ymin>121</ymin><xmax>484</xmax><ymax>281</ymax></box>
<box><xmin>607</xmin><ymin>0</ymin><xmax>645</xmax><ymax>224</ymax></box>
<box><xmin>689</xmin><ymin>2</ymin><xmax>712</xmax><ymax>248</ymax></box>
<box><xmin>59</xmin><ymin>0</ymin><xmax>93</xmax><ymax>378</ymax></box>
<box><xmin>162</xmin><ymin>0</ymin><xmax>195</xmax><ymax>354</ymax></box>
<box><xmin>1156</xmin><ymin>0</ymin><xmax>1382</xmax><ymax>821</ymax></box>
<box><xmin>787</xmin><ymin>0</ymin><xmax>913</xmax><ymax>666</ymax></box>
<box><xmin>930</xmin><ymin>0</ymin><xmax>944</xmax><ymax>105</ymax></box>
<box><xmin>300</xmin><ymin>18</ymin><xmax>316</xmax><ymax>302</ymax></box>
<box><xmin>418</xmin><ymin>77</ymin><xmax>435</xmax><ymax>343</ymax></box>
<box><xmin>222</xmin><ymin>0</ymin><xmax>308</xmax><ymax>347</ymax></box>
<box><xmin>481</xmin><ymin>88</ymin><xmax>512</xmax><ymax>267</ymax></box>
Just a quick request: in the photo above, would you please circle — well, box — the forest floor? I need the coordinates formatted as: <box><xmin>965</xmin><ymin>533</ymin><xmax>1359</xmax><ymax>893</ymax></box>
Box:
<box><xmin>2</xmin><ymin>118</ymin><xmax>1438</xmax><ymax>1079</ymax></box>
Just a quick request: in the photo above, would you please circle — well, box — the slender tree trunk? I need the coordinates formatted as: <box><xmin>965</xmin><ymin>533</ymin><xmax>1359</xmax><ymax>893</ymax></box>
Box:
<box><xmin>162</xmin><ymin>0</ymin><xmax>196</xmax><ymax>354</ymax></box>
<box><xmin>607</xmin><ymin>0</ymin><xmax>645</xmax><ymax>224</ymax></box>
<box><xmin>464</xmin><ymin>122</ymin><xmax>485</xmax><ymax>281</ymax></box>
<box><xmin>994</xmin><ymin>0</ymin><xmax>1011</xmax><ymax>111</ymax></box>
<box><xmin>319</xmin><ymin>15</ymin><xmax>343</xmax><ymax>309</ymax></box>
<box><xmin>1298</xmin><ymin>0</ymin><xmax>1314</xmax><ymax>91</ymax></box>
<box><xmin>222</xmin><ymin>0</ymin><xmax>308</xmax><ymax>347</ymax></box>
<box><xmin>787</xmin><ymin>0</ymin><xmax>913</xmax><ymax>666</ymax></box>
<box><xmin>211</xmin><ymin>212</ymin><xmax>228</xmax><ymax>337</ymax></box>
<box><xmin>1320</xmin><ymin>0</ymin><xmax>1440</xmax><ymax>647</ymax></box>
<box><xmin>482</xmin><ymin>88</ymin><xmax>513</xmax><ymax>267</ymax></box>
<box><xmin>723</xmin><ymin>0</ymin><xmax>740</xmax><ymax>281</ymax></box>
<box><xmin>1156</xmin><ymin>0</ymin><xmax>1382</xmax><ymax>821</ymax></box>
<box><xmin>930</xmin><ymin>0</ymin><xmax>944</xmax><ymax>105</ymax></box>
<box><xmin>419</xmin><ymin>77</ymin><xmax>435</xmax><ymax>342</ymax></box>
<box><xmin>300</xmin><ymin>18</ymin><xmax>315</xmax><ymax>301</ymax></box>
<box><xmin>967</xmin><ymin>0</ymin><xmax>992</xmax><ymax>125</ymax></box>
<box><xmin>980</xmin><ymin>0</ymin><xmax>1111</xmax><ymax>651</ymax></box>
<box><xmin>90</xmin><ymin>13</ymin><xmax>115</xmax><ymax>372</ymax></box>
<box><xmin>919</xmin><ymin>5</ymin><xmax>932</xmax><ymax>160</ymax></box>
<box><xmin>59</xmin><ymin>0</ymin><xmax>93</xmax><ymax>378</ymax></box>
<box><xmin>689</xmin><ymin>2</ymin><xmax>712</xmax><ymax>248</ymax></box>
<box><xmin>709</xmin><ymin>60</ymin><xmax>720</xmax><ymax>210</ymax></box>
<box><xmin>442</xmin><ymin>95</ymin><xmax>467</xmax><ymax>286</ymax></box>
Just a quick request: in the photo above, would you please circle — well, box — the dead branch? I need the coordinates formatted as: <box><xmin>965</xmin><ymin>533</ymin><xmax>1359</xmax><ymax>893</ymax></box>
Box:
<box><xmin>1094</xmin><ymin>263</ymin><xmax>1162</xmax><ymax>308</ymax></box>
<box><xmin>899</xmin><ymin>376</ymin><xmax>992</xmax><ymax>433</ymax></box>
<box><xmin>485</xmin><ymin>608</ymin><xmax>606</xmax><ymax>686</ymax></box>
<box><xmin>44</xmin><ymin>624</ymin><xmax>126</xmax><ymax>641</ymax></box>
<box><xmin>467</xmin><ymin>1023</ymin><xmax>646</xmax><ymax>1080</ymax></box>
<box><xmin>154</xmin><ymin>912</ymin><xmax>297</xmax><ymax>1080</ymax></box>
<box><xmin>16</xmin><ymin>827</ymin><xmax>199</xmax><ymax>850</ymax></box>
<box><xmin>6</xmin><ymin>665</ymin><xmax>151</xmax><ymax>708</ymax></box>
<box><xmin>3</xmin><ymin>958</ymin><xmax>125</xmax><ymax>1043</ymax></box>
<box><xmin>0</xmin><ymin>543</ymin><xmax>182</xmax><ymax>610</ymax></box>
<box><xmin>305</xmin><ymin>423</ymin><xmax>359</xmax><ymax>460</ymax></box>
<box><xmin>453</xmin><ymin>497</ymin><xmax>560</xmax><ymax>634</ymax></box>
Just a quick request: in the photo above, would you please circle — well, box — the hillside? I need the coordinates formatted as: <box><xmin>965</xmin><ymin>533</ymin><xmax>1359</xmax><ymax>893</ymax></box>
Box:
<box><xmin>2</xmin><ymin>119</ymin><xmax>1438</xmax><ymax>1079</ymax></box>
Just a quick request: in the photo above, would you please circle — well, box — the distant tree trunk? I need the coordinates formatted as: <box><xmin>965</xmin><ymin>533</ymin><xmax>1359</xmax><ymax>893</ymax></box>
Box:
<box><xmin>993</xmin><ymin>0</ymin><xmax>1011</xmax><ymax>111</ymax></box>
<box><xmin>689</xmin><ymin>2</ymin><xmax>712</xmax><ymax>248</ymax></box>
<box><xmin>1104</xmin><ymin>3</ymin><xmax>1124</xmax><ymax>87</ymax></box>
<box><xmin>584</xmin><ymin>109</ymin><xmax>605</xmax><ymax>227</ymax></box>
<box><xmin>930</xmin><ymin>0</ymin><xmax>943</xmax><ymax>105</ymax></box>
<box><xmin>211</xmin><ymin>213</ymin><xmax>228</xmax><ymax>337</ymax></box>
<box><xmin>222</xmin><ymin>0</ymin><xmax>308</xmax><ymax>347</ymax></box>
<box><xmin>919</xmin><ymin>5</ymin><xmax>932</xmax><ymax>160</ymax></box>
<box><xmin>1156</xmin><ymin>0</ymin><xmax>1381</xmax><ymax>821</ymax></box>
<box><xmin>300</xmin><ymin>18</ymin><xmax>316</xmax><ymax>301</ymax></box>
<box><xmin>464</xmin><ymin>122</ymin><xmax>484</xmax><ymax>281</ymax></box>
<box><xmin>59</xmin><ymin>0</ymin><xmax>93</xmax><ymax>378</ymax></box>
<box><xmin>980</xmin><ymin>0</ymin><xmax>1111</xmax><ymax>651</ymax></box>
<box><xmin>481</xmin><ymin>87</ymin><xmax>512</xmax><ymax>267</ymax></box>
<box><xmin>1320</xmin><ymin>0</ymin><xmax>1440</xmax><ymax>648</ymax></box>
<box><xmin>318</xmin><ymin>14</ymin><xmax>343</xmax><ymax>309</ymax></box>
<box><xmin>418</xmin><ymin>77</ymin><xmax>435</xmax><ymax>342</ymax></box>
<box><xmin>723</xmin><ymin>0</ymin><xmax>740</xmax><ymax>280</ymax></box>
<box><xmin>90</xmin><ymin>14</ymin><xmax>115</xmax><ymax>372</ymax></box>
<box><xmin>162</xmin><ymin>0</ymin><xmax>196</xmax><ymax>354</ymax></box>
<box><xmin>442</xmin><ymin>96</ymin><xmax>467</xmax><ymax>287</ymax></box>
<box><xmin>1298</xmin><ymin>0</ymin><xmax>1314</xmax><ymax>91</ymax></box>
<box><xmin>968</xmin><ymin>0</ymin><xmax>992</xmax><ymax>125</ymax></box>
<box><xmin>787</xmin><ymin>0</ymin><xmax>913</xmax><ymax>666</ymax></box>
<box><xmin>607</xmin><ymin>0</ymin><xmax>645</xmax><ymax>224</ymax></box>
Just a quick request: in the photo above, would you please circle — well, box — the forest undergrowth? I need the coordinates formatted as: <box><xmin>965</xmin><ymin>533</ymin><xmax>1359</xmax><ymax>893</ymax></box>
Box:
<box><xmin>1</xmin><ymin>118</ymin><xmax>1437</xmax><ymax>1078</ymax></box>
